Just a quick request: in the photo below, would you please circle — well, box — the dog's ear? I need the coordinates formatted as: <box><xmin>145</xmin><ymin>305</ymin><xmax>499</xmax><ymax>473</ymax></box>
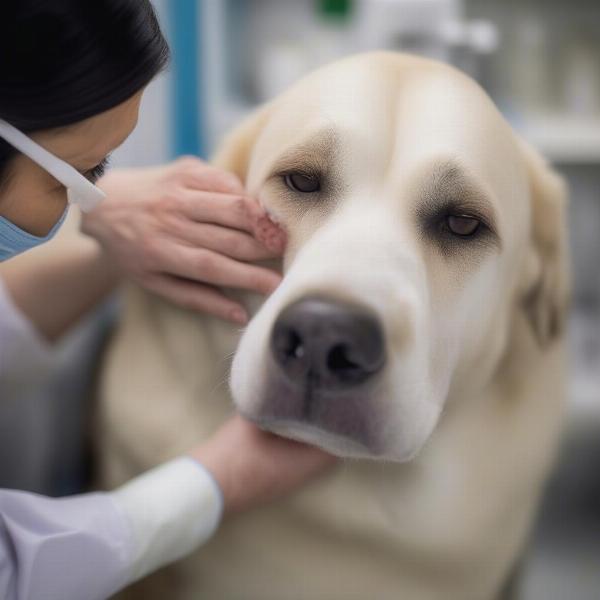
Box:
<box><xmin>518</xmin><ymin>142</ymin><xmax>570</xmax><ymax>346</ymax></box>
<box><xmin>211</xmin><ymin>106</ymin><xmax>271</xmax><ymax>184</ymax></box>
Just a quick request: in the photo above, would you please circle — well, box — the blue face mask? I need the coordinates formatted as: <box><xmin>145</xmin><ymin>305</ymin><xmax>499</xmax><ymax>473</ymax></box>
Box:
<box><xmin>0</xmin><ymin>206</ymin><xmax>69</xmax><ymax>261</ymax></box>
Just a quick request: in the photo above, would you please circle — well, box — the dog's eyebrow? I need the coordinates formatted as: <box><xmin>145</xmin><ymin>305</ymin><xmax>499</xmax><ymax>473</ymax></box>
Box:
<box><xmin>269</xmin><ymin>128</ymin><xmax>339</xmax><ymax>175</ymax></box>
<box><xmin>416</xmin><ymin>160</ymin><xmax>502</xmax><ymax>253</ymax></box>
<box><xmin>421</xmin><ymin>162</ymin><xmax>500</xmax><ymax>232</ymax></box>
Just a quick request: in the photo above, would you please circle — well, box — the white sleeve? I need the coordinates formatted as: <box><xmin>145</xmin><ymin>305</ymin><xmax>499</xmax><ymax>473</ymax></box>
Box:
<box><xmin>0</xmin><ymin>458</ymin><xmax>223</xmax><ymax>600</ymax></box>
<box><xmin>109</xmin><ymin>456</ymin><xmax>224</xmax><ymax>584</ymax></box>
<box><xmin>0</xmin><ymin>489</ymin><xmax>132</xmax><ymax>600</ymax></box>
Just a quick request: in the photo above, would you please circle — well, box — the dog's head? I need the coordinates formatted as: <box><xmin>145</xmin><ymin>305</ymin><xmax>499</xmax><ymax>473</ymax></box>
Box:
<box><xmin>222</xmin><ymin>53</ymin><xmax>568</xmax><ymax>461</ymax></box>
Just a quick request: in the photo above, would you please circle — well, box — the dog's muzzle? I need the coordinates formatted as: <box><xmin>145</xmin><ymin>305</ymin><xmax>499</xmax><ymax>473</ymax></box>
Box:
<box><xmin>249</xmin><ymin>295</ymin><xmax>387</xmax><ymax>453</ymax></box>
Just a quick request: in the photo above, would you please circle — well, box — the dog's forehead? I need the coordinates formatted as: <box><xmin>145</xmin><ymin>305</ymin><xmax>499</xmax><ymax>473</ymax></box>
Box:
<box><xmin>250</xmin><ymin>53</ymin><xmax>525</xmax><ymax>201</ymax></box>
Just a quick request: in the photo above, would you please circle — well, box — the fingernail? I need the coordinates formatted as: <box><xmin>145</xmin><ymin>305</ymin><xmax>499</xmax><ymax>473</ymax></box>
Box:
<box><xmin>231</xmin><ymin>309</ymin><xmax>248</xmax><ymax>324</ymax></box>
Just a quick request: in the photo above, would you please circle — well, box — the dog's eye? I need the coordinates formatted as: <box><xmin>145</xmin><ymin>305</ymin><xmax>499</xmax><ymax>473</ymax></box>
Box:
<box><xmin>284</xmin><ymin>172</ymin><xmax>321</xmax><ymax>193</ymax></box>
<box><xmin>446</xmin><ymin>215</ymin><xmax>481</xmax><ymax>237</ymax></box>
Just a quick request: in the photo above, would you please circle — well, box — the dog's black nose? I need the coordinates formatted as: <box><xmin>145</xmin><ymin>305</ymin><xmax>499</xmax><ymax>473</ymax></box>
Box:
<box><xmin>270</xmin><ymin>297</ymin><xmax>385</xmax><ymax>389</ymax></box>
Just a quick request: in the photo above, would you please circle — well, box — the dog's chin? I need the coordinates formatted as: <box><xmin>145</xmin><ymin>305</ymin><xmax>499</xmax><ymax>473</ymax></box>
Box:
<box><xmin>242</xmin><ymin>414</ymin><xmax>384</xmax><ymax>460</ymax></box>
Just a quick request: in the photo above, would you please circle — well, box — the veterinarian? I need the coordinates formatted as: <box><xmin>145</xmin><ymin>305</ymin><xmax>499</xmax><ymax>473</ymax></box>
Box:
<box><xmin>0</xmin><ymin>2</ymin><xmax>335</xmax><ymax>599</ymax></box>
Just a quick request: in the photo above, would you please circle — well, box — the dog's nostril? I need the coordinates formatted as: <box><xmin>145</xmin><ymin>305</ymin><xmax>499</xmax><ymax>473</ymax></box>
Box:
<box><xmin>272</xmin><ymin>325</ymin><xmax>309</xmax><ymax>379</ymax></box>
<box><xmin>327</xmin><ymin>344</ymin><xmax>360</xmax><ymax>374</ymax></box>
<box><xmin>282</xmin><ymin>330</ymin><xmax>304</xmax><ymax>360</ymax></box>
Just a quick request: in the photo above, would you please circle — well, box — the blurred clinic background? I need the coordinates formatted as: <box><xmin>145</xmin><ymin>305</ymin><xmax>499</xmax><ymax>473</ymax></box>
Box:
<box><xmin>0</xmin><ymin>1</ymin><xmax>598</xmax><ymax>598</ymax></box>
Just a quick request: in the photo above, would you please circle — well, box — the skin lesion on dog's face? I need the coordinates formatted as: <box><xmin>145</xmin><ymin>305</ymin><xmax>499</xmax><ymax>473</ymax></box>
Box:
<box><xmin>230</xmin><ymin>56</ymin><xmax>536</xmax><ymax>462</ymax></box>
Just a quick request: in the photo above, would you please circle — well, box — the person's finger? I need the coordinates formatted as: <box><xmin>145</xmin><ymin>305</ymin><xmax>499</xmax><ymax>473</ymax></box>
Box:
<box><xmin>179</xmin><ymin>192</ymin><xmax>287</xmax><ymax>254</ymax></box>
<box><xmin>154</xmin><ymin>245</ymin><xmax>282</xmax><ymax>295</ymax></box>
<box><xmin>173</xmin><ymin>156</ymin><xmax>245</xmax><ymax>194</ymax></box>
<box><xmin>171</xmin><ymin>221</ymin><xmax>281</xmax><ymax>261</ymax></box>
<box><xmin>140</xmin><ymin>273</ymin><xmax>249</xmax><ymax>323</ymax></box>
<box><xmin>179</xmin><ymin>191</ymin><xmax>260</xmax><ymax>234</ymax></box>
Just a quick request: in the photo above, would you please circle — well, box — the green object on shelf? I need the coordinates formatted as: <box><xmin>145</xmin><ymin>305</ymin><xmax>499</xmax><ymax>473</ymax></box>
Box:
<box><xmin>317</xmin><ymin>0</ymin><xmax>353</xmax><ymax>22</ymax></box>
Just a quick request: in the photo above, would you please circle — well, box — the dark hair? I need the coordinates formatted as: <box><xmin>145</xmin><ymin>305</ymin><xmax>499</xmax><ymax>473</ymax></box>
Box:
<box><xmin>0</xmin><ymin>0</ymin><xmax>170</xmax><ymax>182</ymax></box>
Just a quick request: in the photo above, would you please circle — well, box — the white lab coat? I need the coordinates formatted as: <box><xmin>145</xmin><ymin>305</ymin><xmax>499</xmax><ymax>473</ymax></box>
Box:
<box><xmin>0</xmin><ymin>280</ymin><xmax>223</xmax><ymax>599</ymax></box>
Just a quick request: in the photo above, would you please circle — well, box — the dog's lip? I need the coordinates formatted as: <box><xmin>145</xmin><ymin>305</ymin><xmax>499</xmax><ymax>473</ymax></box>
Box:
<box><xmin>240</xmin><ymin>412</ymin><xmax>382</xmax><ymax>459</ymax></box>
<box><xmin>235</xmin><ymin>361</ymin><xmax>386</xmax><ymax>457</ymax></box>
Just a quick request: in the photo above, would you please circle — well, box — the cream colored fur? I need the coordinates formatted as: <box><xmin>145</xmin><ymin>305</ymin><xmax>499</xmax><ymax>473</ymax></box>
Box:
<box><xmin>97</xmin><ymin>53</ymin><xmax>569</xmax><ymax>600</ymax></box>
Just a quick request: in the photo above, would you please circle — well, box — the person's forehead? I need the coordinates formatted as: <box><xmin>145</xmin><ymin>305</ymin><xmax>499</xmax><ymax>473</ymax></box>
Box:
<box><xmin>31</xmin><ymin>92</ymin><xmax>143</xmax><ymax>167</ymax></box>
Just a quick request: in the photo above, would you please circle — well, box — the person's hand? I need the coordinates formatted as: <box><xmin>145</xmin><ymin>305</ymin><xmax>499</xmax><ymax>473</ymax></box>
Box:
<box><xmin>190</xmin><ymin>415</ymin><xmax>338</xmax><ymax>514</ymax></box>
<box><xmin>81</xmin><ymin>157</ymin><xmax>286</xmax><ymax>324</ymax></box>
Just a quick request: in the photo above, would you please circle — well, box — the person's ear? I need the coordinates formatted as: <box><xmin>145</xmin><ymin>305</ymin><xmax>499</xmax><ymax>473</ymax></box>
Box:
<box><xmin>518</xmin><ymin>142</ymin><xmax>570</xmax><ymax>346</ymax></box>
<box><xmin>211</xmin><ymin>105</ymin><xmax>271</xmax><ymax>184</ymax></box>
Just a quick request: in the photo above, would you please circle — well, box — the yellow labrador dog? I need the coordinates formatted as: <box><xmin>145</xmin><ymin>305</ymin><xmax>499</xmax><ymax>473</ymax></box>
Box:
<box><xmin>98</xmin><ymin>53</ymin><xmax>569</xmax><ymax>600</ymax></box>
